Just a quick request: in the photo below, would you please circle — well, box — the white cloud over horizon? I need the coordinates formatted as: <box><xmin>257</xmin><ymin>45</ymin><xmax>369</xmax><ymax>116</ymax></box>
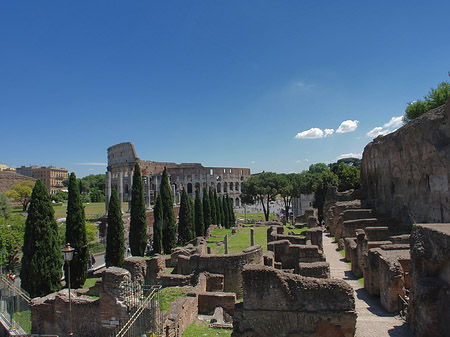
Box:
<box><xmin>367</xmin><ymin>116</ymin><xmax>403</xmax><ymax>138</ymax></box>
<box><xmin>336</xmin><ymin>152</ymin><xmax>362</xmax><ymax>160</ymax></box>
<box><xmin>294</xmin><ymin>127</ymin><xmax>334</xmax><ymax>139</ymax></box>
<box><xmin>336</xmin><ymin>120</ymin><xmax>359</xmax><ymax>133</ymax></box>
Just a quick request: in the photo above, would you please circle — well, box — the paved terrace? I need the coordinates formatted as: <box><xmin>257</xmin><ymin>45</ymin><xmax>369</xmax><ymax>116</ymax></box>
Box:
<box><xmin>322</xmin><ymin>233</ymin><xmax>412</xmax><ymax>337</ymax></box>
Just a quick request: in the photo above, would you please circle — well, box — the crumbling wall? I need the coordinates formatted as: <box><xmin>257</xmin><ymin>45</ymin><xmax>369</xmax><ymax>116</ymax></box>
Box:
<box><xmin>177</xmin><ymin>245</ymin><xmax>263</xmax><ymax>298</ymax></box>
<box><xmin>232</xmin><ymin>265</ymin><xmax>356</xmax><ymax>337</ymax></box>
<box><xmin>360</xmin><ymin>101</ymin><xmax>450</xmax><ymax>224</ymax></box>
<box><xmin>408</xmin><ymin>223</ymin><xmax>450</xmax><ymax>337</ymax></box>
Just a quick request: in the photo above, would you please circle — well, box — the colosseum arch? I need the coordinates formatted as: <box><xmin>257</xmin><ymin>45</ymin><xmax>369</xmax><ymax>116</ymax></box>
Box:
<box><xmin>235</xmin><ymin>182</ymin><xmax>239</xmax><ymax>191</ymax></box>
<box><xmin>187</xmin><ymin>183</ymin><xmax>193</xmax><ymax>194</ymax></box>
<box><xmin>217</xmin><ymin>183</ymin><xmax>221</xmax><ymax>193</ymax></box>
<box><xmin>224</xmin><ymin>182</ymin><xmax>228</xmax><ymax>193</ymax></box>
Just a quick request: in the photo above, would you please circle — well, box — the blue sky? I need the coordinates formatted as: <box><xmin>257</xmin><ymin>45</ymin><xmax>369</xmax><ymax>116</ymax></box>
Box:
<box><xmin>1</xmin><ymin>0</ymin><xmax>449</xmax><ymax>177</ymax></box>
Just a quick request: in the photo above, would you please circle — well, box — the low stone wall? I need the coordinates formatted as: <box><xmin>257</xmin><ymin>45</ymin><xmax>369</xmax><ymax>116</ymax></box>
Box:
<box><xmin>163</xmin><ymin>296</ymin><xmax>198</xmax><ymax>337</ymax></box>
<box><xmin>232</xmin><ymin>264</ymin><xmax>356</xmax><ymax>337</ymax></box>
<box><xmin>176</xmin><ymin>245</ymin><xmax>263</xmax><ymax>297</ymax></box>
<box><xmin>297</xmin><ymin>262</ymin><xmax>330</xmax><ymax>278</ymax></box>
<box><xmin>408</xmin><ymin>224</ymin><xmax>450</xmax><ymax>337</ymax></box>
<box><xmin>268</xmin><ymin>240</ymin><xmax>325</xmax><ymax>270</ymax></box>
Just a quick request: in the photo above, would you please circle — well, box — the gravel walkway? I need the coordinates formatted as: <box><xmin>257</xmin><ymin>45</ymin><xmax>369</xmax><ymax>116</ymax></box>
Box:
<box><xmin>322</xmin><ymin>233</ymin><xmax>412</xmax><ymax>337</ymax></box>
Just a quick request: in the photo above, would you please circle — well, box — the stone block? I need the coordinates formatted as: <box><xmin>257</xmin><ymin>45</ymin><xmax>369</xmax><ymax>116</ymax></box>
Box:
<box><xmin>296</xmin><ymin>262</ymin><xmax>330</xmax><ymax>278</ymax></box>
<box><xmin>197</xmin><ymin>291</ymin><xmax>236</xmax><ymax>315</ymax></box>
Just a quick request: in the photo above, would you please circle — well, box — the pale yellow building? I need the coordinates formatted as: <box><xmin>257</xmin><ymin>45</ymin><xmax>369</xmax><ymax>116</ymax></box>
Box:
<box><xmin>17</xmin><ymin>165</ymin><xmax>68</xmax><ymax>195</ymax></box>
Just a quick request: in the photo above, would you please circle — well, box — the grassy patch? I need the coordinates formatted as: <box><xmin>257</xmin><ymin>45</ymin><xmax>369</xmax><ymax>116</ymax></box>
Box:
<box><xmin>235</xmin><ymin>212</ymin><xmax>278</xmax><ymax>222</ymax></box>
<box><xmin>217</xmin><ymin>226</ymin><xmax>268</xmax><ymax>254</ymax></box>
<box><xmin>182</xmin><ymin>319</ymin><xmax>232</xmax><ymax>337</ymax></box>
<box><xmin>13</xmin><ymin>310</ymin><xmax>31</xmax><ymax>334</ymax></box>
<box><xmin>83</xmin><ymin>277</ymin><xmax>99</xmax><ymax>288</ymax></box>
<box><xmin>88</xmin><ymin>241</ymin><xmax>105</xmax><ymax>254</ymax></box>
<box><xmin>358</xmin><ymin>277</ymin><xmax>364</xmax><ymax>286</ymax></box>
<box><xmin>210</xmin><ymin>228</ymin><xmax>233</xmax><ymax>236</ymax></box>
<box><xmin>284</xmin><ymin>225</ymin><xmax>307</xmax><ymax>235</ymax></box>
<box><xmin>53</xmin><ymin>202</ymin><xmax>127</xmax><ymax>218</ymax></box>
<box><xmin>165</xmin><ymin>267</ymin><xmax>174</xmax><ymax>274</ymax></box>
<box><xmin>159</xmin><ymin>286</ymin><xmax>192</xmax><ymax>312</ymax></box>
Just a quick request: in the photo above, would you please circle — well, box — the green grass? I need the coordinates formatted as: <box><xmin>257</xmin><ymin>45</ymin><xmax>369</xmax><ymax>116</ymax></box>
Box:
<box><xmin>13</xmin><ymin>310</ymin><xmax>31</xmax><ymax>334</ymax></box>
<box><xmin>159</xmin><ymin>286</ymin><xmax>192</xmax><ymax>312</ymax></box>
<box><xmin>235</xmin><ymin>212</ymin><xmax>278</xmax><ymax>222</ymax></box>
<box><xmin>284</xmin><ymin>225</ymin><xmax>307</xmax><ymax>235</ymax></box>
<box><xmin>53</xmin><ymin>202</ymin><xmax>130</xmax><ymax>218</ymax></box>
<box><xmin>217</xmin><ymin>226</ymin><xmax>268</xmax><ymax>254</ymax></box>
<box><xmin>83</xmin><ymin>277</ymin><xmax>99</xmax><ymax>288</ymax></box>
<box><xmin>182</xmin><ymin>319</ymin><xmax>232</xmax><ymax>337</ymax></box>
<box><xmin>358</xmin><ymin>277</ymin><xmax>364</xmax><ymax>286</ymax></box>
<box><xmin>88</xmin><ymin>241</ymin><xmax>105</xmax><ymax>254</ymax></box>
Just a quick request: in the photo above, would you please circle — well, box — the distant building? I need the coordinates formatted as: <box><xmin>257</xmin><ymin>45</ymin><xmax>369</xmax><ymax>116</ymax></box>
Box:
<box><xmin>292</xmin><ymin>193</ymin><xmax>315</xmax><ymax>218</ymax></box>
<box><xmin>0</xmin><ymin>164</ymin><xmax>15</xmax><ymax>172</ymax></box>
<box><xmin>16</xmin><ymin>165</ymin><xmax>69</xmax><ymax>195</ymax></box>
<box><xmin>105</xmin><ymin>142</ymin><xmax>251</xmax><ymax>212</ymax></box>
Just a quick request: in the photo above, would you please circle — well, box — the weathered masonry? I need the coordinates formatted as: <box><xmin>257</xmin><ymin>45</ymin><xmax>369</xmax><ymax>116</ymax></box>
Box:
<box><xmin>105</xmin><ymin>142</ymin><xmax>251</xmax><ymax>212</ymax></box>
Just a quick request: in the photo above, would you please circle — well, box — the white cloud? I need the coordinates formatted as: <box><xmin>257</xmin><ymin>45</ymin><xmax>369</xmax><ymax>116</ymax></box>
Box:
<box><xmin>296</xmin><ymin>160</ymin><xmax>302</xmax><ymax>163</ymax></box>
<box><xmin>337</xmin><ymin>152</ymin><xmax>362</xmax><ymax>160</ymax></box>
<box><xmin>294</xmin><ymin>127</ymin><xmax>334</xmax><ymax>139</ymax></box>
<box><xmin>367</xmin><ymin>116</ymin><xmax>403</xmax><ymax>138</ymax></box>
<box><xmin>76</xmin><ymin>162</ymin><xmax>107</xmax><ymax>166</ymax></box>
<box><xmin>336</xmin><ymin>120</ymin><xmax>359</xmax><ymax>133</ymax></box>
<box><xmin>250</xmin><ymin>161</ymin><xmax>255</xmax><ymax>164</ymax></box>
<box><xmin>305</xmin><ymin>159</ymin><xmax>309</xmax><ymax>162</ymax></box>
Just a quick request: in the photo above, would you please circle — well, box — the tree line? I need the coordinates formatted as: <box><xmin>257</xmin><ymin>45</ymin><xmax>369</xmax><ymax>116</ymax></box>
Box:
<box><xmin>241</xmin><ymin>158</ymin><xmax>361</xmax><ymax>222</ymax></box>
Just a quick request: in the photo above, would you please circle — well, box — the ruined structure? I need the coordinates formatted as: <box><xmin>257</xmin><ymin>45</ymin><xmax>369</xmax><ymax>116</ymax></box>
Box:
<box><xmin>105</xmin><ymin>142</ymin><xmax>251</xmax><ymax>212</ymax></box>
<box><xmin>360</xmin><ymin>101</ymin><xmax>450</xmax><ymax>224</ymax></box>
<box><xmin>232</xmin><ymin>265</ymin><xmax>356</xmax><ymax>337</ymax></box>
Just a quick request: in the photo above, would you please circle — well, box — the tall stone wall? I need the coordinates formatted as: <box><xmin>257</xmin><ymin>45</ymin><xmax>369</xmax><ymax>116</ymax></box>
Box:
<box><xmin>232</xmin><ymin>264</ymin><xmax>356</xmax><ymax>337</ymax></box>
<box><xmin>360</xmin><ymin>101</ymin><xmax>450</xmax><ymax>224</ymax></box>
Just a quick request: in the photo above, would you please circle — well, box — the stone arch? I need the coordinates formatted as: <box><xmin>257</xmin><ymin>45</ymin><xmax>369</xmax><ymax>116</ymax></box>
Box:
<box><xmin>203</xmin><ymin>182</ymin><xmax>207</xmax><ymax>188</ymax></box>
<box><xmin>230</xmin><ymin>182</ymin><xmax>234</xmax><ymax>191</ymax></box>
<box><xmin>224</xmin><ymin>182</ymin><xmax>228</xmax><ymax>193</ymax></box>
<box><xmin>187</xmin><ymin>183</ymin><xmax>193</xmax><ymax>194</ymax></box>
<box><xmin>217</xmin><ymin>183</ymin><xmax>222</xmax><ymax>193</ymax></box>
<box><xmin>195</xmin><ymin>182</ymin><xmax>201</xmax><ymax>191</ymax></box>
<box><xmin>235</xmin><ymin>182</ymin><xmax>239</xmax><ymax>191</ymax></box>
<box><xmin>124</xmin><ymin>184</ymin><xmax>129</xmax><ymax>195</ymax></box>
<box><xmin>235</xmin><ymin>198</ymin><xmax>240</xmax><ymax>207</ymax></box>
<box><xmin>210</xmin><ymin>182</ymin><xmax>215</xmax><ymax>189</ymax></box>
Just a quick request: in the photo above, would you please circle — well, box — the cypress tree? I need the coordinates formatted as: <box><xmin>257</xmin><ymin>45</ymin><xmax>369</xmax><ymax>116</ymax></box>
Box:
<box><xmin>106</xmin><ymin>189</ymin><xmax>124</xmax><ymax>267</ymax></box>
<box><xmin>65</xmin><ymin>172</ymin><xmax>89</xmax><ymax>289</ymax></box>
<box><xmin>223</xmin><ymin>196</ymin><xmax>230</xmax><ymax>229</ymax></box>
<box><xmin>21</xmin><ymin>180</ymin><xmax>62</xmax><ymax>298</ymax></box>
<box><xmin>153</xmin><ymin>193</ymin><xmax>163</xmax><ymax>254</ymax></box>
<box><xmin>209</xmin><ymin>188</ymin><xmax>216</xmax><ymax>227</ymax></box>
<box><xmin>202</xmin><ymin>187</ymin><xmax>211</xmax><ymax>236</ymax></box>
<box><xmin>194</xmin><ymin>188</ymin><xmax>204</xmax><ymax>237</ymax></box>
<box><xmin>228</xmin><ymin>196</ymin><xmax>236</xmax><ymax>225</ymax></box>
<box><xmin>214</xmin><ymin>190</ymin><xmax>221</xmax><ymax>226</ymax></box>
<box><xmin>189</xmin><ymin>194</ymin><xmax>196</xmax><ymax>239</ymax></box>
<box><xmin>160</xmin><ymin>167</ymin><xmax>177</xmax><ymax>253</ymax></box>
<box><xmin>129</xmin><ymin>162</ymin><xmax>148</xmax><ymax>256</ymax></box>
<box><xmin>178</xmin><ymin>189</ymin><xmax>193</xmax><ymax>245</ymax></box>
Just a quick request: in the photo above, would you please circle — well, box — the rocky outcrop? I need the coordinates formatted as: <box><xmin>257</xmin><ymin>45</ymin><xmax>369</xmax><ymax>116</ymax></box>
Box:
<box><xmin>360</xmin><ymin>101</ymin><xmax>450</xmax><ymax>225</ymax></box>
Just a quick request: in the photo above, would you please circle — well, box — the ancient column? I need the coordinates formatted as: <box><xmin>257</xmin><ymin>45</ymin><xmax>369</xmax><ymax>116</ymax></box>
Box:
<box><xmin>250</xmin><ymin>228</ymin><xmax>255</xmax><ymax>247</ymax></box>
<box><xmin>224</xmin><ymin>235</ymin><xmax>229</xmax><ymax>254</ymax></box>
<box><xmin>105</xmin><ymin>171</ymin><xmax>111</xmax><ymax>213</ymax></box>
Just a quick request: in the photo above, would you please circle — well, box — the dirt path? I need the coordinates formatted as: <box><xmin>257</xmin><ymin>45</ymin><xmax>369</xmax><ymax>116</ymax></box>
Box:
<box><xmin>322</xmin><ymin>233</ymin><xmax>412</xmax><ymax>337</ymax></box>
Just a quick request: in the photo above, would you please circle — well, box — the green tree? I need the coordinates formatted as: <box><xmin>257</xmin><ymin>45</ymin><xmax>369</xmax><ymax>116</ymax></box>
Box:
<box><xmin>0</xmin><ymin>214</ymin><xmax>25</xmax><ymax>271</ymax></box>
<box><xmin>202</xmin><ymin>187</ymin><xmax>211</xmax><ymax>235</ymax></box>
<box><xmin>160</xmin><ymin>167</ymin><xmax>177</xmax><ymax>253</ymax></box>
<box><xmin>21</xmin><ymin>180</ymin><xmax>62</xmax><ymax>298</ymax></box>
<box><xmin>336</xmin><ymin>162</ymin><xmax>360</xmax><ymax>191</ymax></box>
<box><xmin>6</xmin><ymin>180</ymin><xmax>35</xmax><ymax>211</ymax></box>
<box><xmin>241</xmin><ymin>172</ymin><xmax>278</xmax><ymax>221</ymax></box>
<box><xmin>0</xmin><ymin>192</ymin><xmax>12</xmax><ymax>219</ymax></box>
<box><xmin>188</xmin><ymin>194</ymin><xmax>196</xmax><ymax>238</ymax></box>
<box><xmin>65</xmin><ymin>172</ymin><xmax>89</xmax><ymax>289</ymax></box>
<box><xmin>313</xmin><ymin>170</ymin><xmax>338</xmax><ymax>221</ymax></box>
<box><xmin>194</xmin><ymin>188</ymin><xmax>204</xmax><ymax>237</ymax></box>
<box><xmin>209</xmin><ymin>188</ymin><xmax>216</xmax><ymax>227</ymax></box>
<box><xmin>277</xmin><ymin>173</ymin><xmax>296</xmax><ymax>223</ymax></box>
<box><xmin>404</xmin><ymin>81</ymin><xmax>450</xmax><ymax>122</ymax></box>
<box><xmin>153</xmin><ymin>193</ymin><xmax>163</xmax><ymax>254</ymax></box>
<box><xmin>178</xmin><ymin>189</ymin><xmax>194</xmax><ymax>245</ymax></box>
<box><xmin>222</xmin><ymin>196</ymin><xmax>230</xmax><ymax>228</ymax></box>
<box><xmin>214</xmin><ymin>190</ymin><xmax>221</xmax><ymax>226</ymax></box>
<box><xmin>129</xmin><ymin>162</ymin><xmax>148</xmax><ymax>257</ymax></box>
<box><xmin>106</xmin><ymin>189</ymin><xmax>124</xmax><ymax>267</ymax></box>
<box><xmin>228</xmin><ymin>196</ymin><xmax>235</xmax><ymax>225</ymax></box>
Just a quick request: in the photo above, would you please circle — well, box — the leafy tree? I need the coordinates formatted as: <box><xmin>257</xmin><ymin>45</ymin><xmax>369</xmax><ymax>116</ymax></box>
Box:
<box><xmin>51</xmin><ymin>190</ymin><xmax>68</xmax><ymax>203</ymax></box>
<box><xmin>217</xmin><ymin>194</ymin><xmax>224</xmax><ymax>226</ymax></box>
<box><xmin>6</xmin><ymin>180</ymin><xmax>35</xmax><ymax>211</ymax></box>
<box><xmin>178</xmin><ymin>189</ymin><xmax>194</xmax><ymax>245</ymax></box>
<box><xmin>336</xmin><ymin>162</ymin><xmax>360</xmax><ymax>191</ymax></box>
<box><xmin>202</xmin><ymin>187</ymin><xmax>211</xmax><ymax>235</ymax></box>
<box><xmin>153</xmin><ymin>193</ymin><xmax>163</xmax><ymax>254</ymax></box>
<box><xmin>228</xmin><ymin>196</ymin><xmax>235</xmax><ymax>225</ymax></box>
<box><xmin>188</xmin><ymin>194</ymin><xmax>196</xmax><ymax>238</ymax></box>
<box><xmin>65</xmin><ymin>172</ymin><xmax>89</xmax><ymax>289</ymax></box>
<box><xmin>0</xmin><ymin>214</ymin><xmax>25</xmax><ymax>271</ymax></box>
<box><xmin>313</xmin><ymin>170</ymin><xmax>338</xmax><ymax>221</ymax></box>
<box><xmin>222</xmin><ymin>196</ymin><xmax>230</xmax><ymax>228</ymax></box>
<box><xmin>0</xmin><ymin>192</ymin><xmax>12</xmax><ymax>219</ymax></box>
<box><xmin>404</xmin><ymin>81</ymin><xmax>450</xmax><ymax>122</ymax></box>
<box><xmin>308</xmin><ymin>163</ymin><xmax>329</xmax><ymax>174</ymax></box>
<box><xmin>160</xmin><ymin>167</ymin><xmax>177</xmax><ymax>253</ymax></box>
<box><xmin>90</xmin><ymin>189</ymin><xmax>105</xmax><ymax>202</ymax></box>
<box><xmin>194</xmin><ymin>188</ymin><xmax>204</xmax><ymax>237</ymax></box>
<box><xmin>241</xmin><ymin>172</ymin><xmax>278</xmax><ymax>221</ymax></box>
<box><xmin>106</xmin><ymin>189</ymin><xmax>124</xmax><ymax>267</ymax></box>
<box><xmin>21</xmin><ymin>180</ymin><xmax>62</xmax><ymax>298</ymax></box>
<box><xmin>214</xmin><ymin>190</ymin><xmax>221</xmax><ymax>226</ymax></box>
<box><xmin>209</xmin><ymin>188</ymin><xmax>216</xmax><ymax>226</ymax></box>
<box><xmin>277</xmin><ymin>173</ymin><xmax>297</xmax><ymax>223</ymax></box>
<box><xmin>129</xmin><ymin>162</ymin><xmax>148</xmax><ymax>257</ymax></box>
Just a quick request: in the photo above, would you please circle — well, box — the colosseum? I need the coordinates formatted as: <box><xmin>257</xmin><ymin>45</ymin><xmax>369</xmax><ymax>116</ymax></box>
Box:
<box><xmin>105</xmin><ymin>142</ymin><xmax>251</xmax><ymax>212</ymax></box>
